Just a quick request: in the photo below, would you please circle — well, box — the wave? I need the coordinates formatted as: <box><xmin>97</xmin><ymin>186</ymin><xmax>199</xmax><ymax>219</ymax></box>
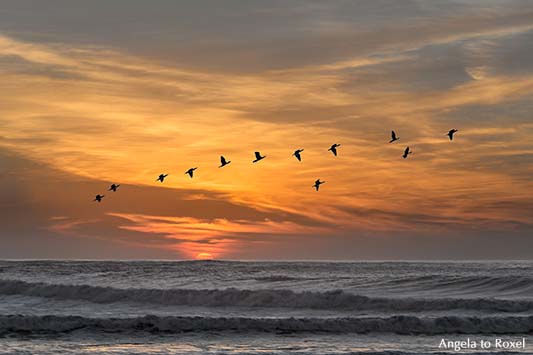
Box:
<box><xmin>1</xmin><ymin>279</ymin><xmax>532</xmax><ymax>312</ymax></box>
<box><xmin>0</xmin><ymin>314</ymin><xmax>532</xmax><ymax>335</ymax></box>
<box><xmin>376</xmin><ymin>274</ymin><xmax>533</xmax><ymax>293</ymax></box>
<box><xmin>253</xmin><ymin>275</ymin><xmax>302</xmax><ymax>282</ymax></box>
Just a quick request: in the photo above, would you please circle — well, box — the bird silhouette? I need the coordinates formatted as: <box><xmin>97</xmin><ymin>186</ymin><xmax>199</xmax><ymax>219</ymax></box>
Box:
<box><xmin>293</xmin><ymin>149</ymin><xmax>304</xmax><ymax>162</ymax></box>
<box><xmin>389</xmin><ymin>130</ymin><xmax>399</xmax><ymax>143</ymax></box>
<box><xmin>402</xmin><ymin>146</ymin><xmax>412</xmax><ymax>159</ymax></box>
<box><xmin>219</xmin><ymin>156</ymin><xmax>231</xmax><ymax>168</ymax></box>
<box><xmin>94</xmin><ymin>194</ymin><xmax>104</xmax><ymax>202</ymax></box>
<box><xmin>156</xmin><ymin>174</ymin><xmax>168</xmax><ymax>182</ymax></box>
<box><xmin>108</xmin><ymin>184</ymin><xmax>120</xmax><ymax>192</ymax></box>
<box><xmin>252</xmin><ymin>151</ymin><xmax>266</xmax><ymax>163</ymax></box>
<box><xmin>312</xmin><ymin>179</ymin><xmax>325</xmax><ymax>191</ymax></box>
<box><xmin>328</xmin><ymin>144</ymin><xmax>341</xmax><ymax>156</ymax></box>
<box><xmin>447</xmin><ymin>129</ymin><xmax>458</xmax><ymax>141</ymax></box>
<box><xmin>185</xmin><ymin>167</ymin><xmax>197</xmax><ymax>178</ymax></box>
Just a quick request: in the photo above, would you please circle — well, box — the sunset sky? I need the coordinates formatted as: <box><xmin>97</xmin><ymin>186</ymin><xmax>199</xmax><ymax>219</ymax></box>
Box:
<box><xmin>1</xmin><ymin>0</ymin><xmax>532</xmax><ymax>260</ymax></box>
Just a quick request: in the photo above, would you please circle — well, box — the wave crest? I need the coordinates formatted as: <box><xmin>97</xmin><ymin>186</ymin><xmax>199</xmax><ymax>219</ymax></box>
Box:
<box><xmin>1</xmin><ymin>279</ymin><xmax>532</xmax><ymax>312</ymax></box>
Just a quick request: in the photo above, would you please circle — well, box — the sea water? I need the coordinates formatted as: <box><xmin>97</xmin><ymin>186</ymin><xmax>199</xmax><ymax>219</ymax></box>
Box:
<box><xmin>0</xmin><ymin>260</ymin><xmax>531</xmax><ymax>354</ymax></box>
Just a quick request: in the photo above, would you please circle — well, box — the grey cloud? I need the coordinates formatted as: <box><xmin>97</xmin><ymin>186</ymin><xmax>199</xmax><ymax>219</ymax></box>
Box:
<box><xmin>0</xmin><ymin>55</ymin><xmax>87</xmax><ymax>81</ymax></box>
<box><xmin>1</xmin><ymin>0</ymin><xmax>532</xmax><ymax>72</ymax></box>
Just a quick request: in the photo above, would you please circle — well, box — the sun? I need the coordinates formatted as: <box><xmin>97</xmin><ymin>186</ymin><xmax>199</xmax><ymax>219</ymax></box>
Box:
<box><xmin>195</xmin><ymin>252</ymin><xmax>214</xmax><ymax>260</ymax></box>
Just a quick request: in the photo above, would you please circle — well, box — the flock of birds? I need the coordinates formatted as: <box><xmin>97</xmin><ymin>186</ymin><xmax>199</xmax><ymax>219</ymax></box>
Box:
<box><xmin>93</xmin><ymin>129</ymin><xmax>459</xmax><ymax>202</ymax></box>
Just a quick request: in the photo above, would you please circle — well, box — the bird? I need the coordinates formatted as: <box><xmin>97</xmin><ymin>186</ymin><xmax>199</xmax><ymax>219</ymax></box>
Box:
<box><xmin>293</xmin><ymin>149</ymin><xmax>304</xmax><ymax>162</ymax></box>
<box><xmin>252</xmin><ymin>151</ymin><xmax>266</xmax><ymax>163</ymax></box>
<box><xmin>402</xmin><ymin>146</ymin><xmax>412</xmax><ymax>159</ymax></box>
<box><xmin>94</xmin><ymin>194</ymin><xmax>104</xmax><ymax>203</ymax></box>
<box><xmin>108</xmin><ymin>184</ymin><xmax>120</xmax><ymax>192</ymax></box>
<box><xmin>185</xmin><ymin>167</ymin><xmax>197</xmax><ymax>178</ymax></box>
<box><xmin>312</xmin><ymin>179</ymin><xmax>325</xmax><ymax>191</ymax></box>
<box><xmin>219</xmin><ymin>156</ymin><xmax>231</xmax><ymax>168</ymax></box>
<box><xmin>156</xmin><ymin>174</ymin><xmax>168</xmax><ymax>183</ymax></box>
<box><xmin>328</xmin><ymin>143</ymin><xmax>341</xmax><ymax>156</ymax></box>
<box><xmin>447</xmin><ymin>129</ymin><xmax>458</xmax><ymax>141</ymax></box>
<box><xmin>389</xmin><ymin>130</ymin><xmax>399</xmax><ymax>143</ymax></box>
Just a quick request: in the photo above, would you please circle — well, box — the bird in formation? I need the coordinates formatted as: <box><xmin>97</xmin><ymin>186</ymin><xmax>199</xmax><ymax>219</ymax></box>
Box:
<box><xmin>219</xmin><ymin>156</ymin><xmax>231</xmax><ymax>168</ymax></box>
<box><xmin>313</xmin><ymin>179</ymin><xmax>325</xmax><ymax>191</ymax></box>
<box><xmin>156</xmin><ymin>174</ymin><xmax>168</xmax><ymax>183</ymax></box>
<box><xmin>293</xmin><ymin>149</ymin><xmax>304</xmax><ymax>162</ymax></box>
<box><xmin>328</xmin><ymin>143</ymin><xmax>341</xmax><ymax>156</ymax></box>
<box><xmin>389</xmin><ymin>130</ymin><xmax>399</xmax><ymax>143</ymax></box>
<box><xmin>252</xmin><ymin>151</ymin><xmax>266</xmax><ymax>163</ymax></box>
<box><xmin>93</xmin><ymin>128</ymin><xmax>460</xmax><ymax>201</ymax></box>
<box><xmin>447</xmin><ymin>129</ymin><xmax>458</xmax><ymax>141</ymax></box>
<box><xmin>185</xmin><ymin>167</ymin><xmax>197</xmax><ymax>178</ymax></box>
<box><xmin>402</xmin><ymin>146</ymin><xmax>412</xmax><ymax>159</ymax></box>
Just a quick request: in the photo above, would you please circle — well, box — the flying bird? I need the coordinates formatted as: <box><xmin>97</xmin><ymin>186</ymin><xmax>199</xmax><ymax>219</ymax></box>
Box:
<box><xmin>219</xmin><ymin>156</ymin><xmax>231</xmax><ymax>168</ymax></box>
<box><xmin>389</xmin><ymin>130</ymin><xmax>399</xmax><ymax>143</ymax></box>
<box><xmin>156</xmin><ymin>174</ymin><xmax>168</xmax><ymax>183</ymax></box>
<box><xmin>252</xmin><ymin>151</ymin><xmax>266</xmax><ymax>163</ymax></box>
<box><xmin>94</xmin><ymin>194</ymin><xmax>104</xmax><ymax>203</ymax></box>
<box><xmin>328</xmin><ymin>144</ymin><xmax>341</xmax><ymax>156</ymax></box>
<box><xmin>312</xmin><ymin>179</ymin><xmax>325</xmax><ymax>191</ymax></box>
<box><xmin>402</xmin><ymin>146</ymin><xmax>412</xmax><ymax>159</ymax></box>
<box><xmin>108</xmin><ymin>184</ymin><xmax>120</xmax><ymax>192</ymax></box>
<box><xmin>447</xmin><ymin>129</ymin><xmax>459</xmax><ymax>141</ymax></box>
<box><xmin>293</xmin><ymin>149</ymin><xmax>304</xmax><ymax>162</ymax></box>
<box><xmin>185</xmin><ymin>167</ymin><xmax>197</xmax><ymax>178</ymax></box>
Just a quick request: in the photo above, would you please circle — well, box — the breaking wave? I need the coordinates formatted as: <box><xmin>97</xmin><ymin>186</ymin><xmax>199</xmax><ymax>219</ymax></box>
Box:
<box><xmin>377</xmin><ymin>274</ymin><xmax>533</xmax><ymax>293</ymax></box>
<box><xmin>1</xmin><ymin>279</ymin><xmax>532</xmax><ymax>312</ymax></box>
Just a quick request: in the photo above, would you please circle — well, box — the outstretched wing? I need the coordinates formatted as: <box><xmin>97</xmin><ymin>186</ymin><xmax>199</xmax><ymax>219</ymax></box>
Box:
<box><xmin>220</xmin><ymin>156</ymin><xmax>227</xmax><ymax>164</ymax></box>
<box><xmin>391</xmin><ymin>130</ymin><xmax>397</xmax><ymax>140</ymax></box>
<box><xmin>295</xmin><ymin>152</ymin><xmax>301</xmax><ymax>161</ymax></box>
<box><xmin>331</xmin><ymin>147</ymin><xmax>337</xmax><ymax>156</ymax></box>
<box><xmin>254</xmin><ymin>152</ymin><xmax>261</xmax><ymax>160</ymax></box>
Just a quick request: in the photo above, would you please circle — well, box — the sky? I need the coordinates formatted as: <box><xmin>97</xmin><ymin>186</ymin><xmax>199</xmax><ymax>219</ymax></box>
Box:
<box><xmin>1</xmin><ymin>0</ymin><xmax>532</xmax><ymax>260</ymax></box>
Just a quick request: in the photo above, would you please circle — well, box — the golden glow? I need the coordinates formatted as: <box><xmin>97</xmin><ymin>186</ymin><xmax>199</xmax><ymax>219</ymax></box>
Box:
<box><xmin>1</xmin><ymin>18</ymin><xmax>532</xmax><ymax>259</ymax></box>
<box><xmin>195</xmin><ymin>252</ymin><xmax>214</xmax><ymax>260</ymax></box>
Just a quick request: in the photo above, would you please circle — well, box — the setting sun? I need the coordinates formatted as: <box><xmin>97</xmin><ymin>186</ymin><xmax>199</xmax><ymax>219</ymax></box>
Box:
<box><xmin>195</xmin><ymin>252</ymin><xmax>214</xmax><ymax>260</ymax></box>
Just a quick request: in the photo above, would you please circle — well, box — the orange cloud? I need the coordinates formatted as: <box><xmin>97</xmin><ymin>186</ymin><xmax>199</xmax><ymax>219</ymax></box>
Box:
<box><xmin>108</xmin><ymin>213</ymin><xmax>331</xmax><ymax>259</ymax></box>
<box><xmin>1</xmin><ymin>17</ymin><xmax>532</xmax><ymax>260</ymax></box>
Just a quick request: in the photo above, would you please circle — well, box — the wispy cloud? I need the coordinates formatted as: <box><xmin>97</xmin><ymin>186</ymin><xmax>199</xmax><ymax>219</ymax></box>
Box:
<box><xmin>1</xmin><ymin>1</ymin><xmax>532</xmax><ymax>259</ymax></box>
<box><xmin>107</xmin><ymin>213</ymin><xmax>330</xmax><ymax>258</ymax></box>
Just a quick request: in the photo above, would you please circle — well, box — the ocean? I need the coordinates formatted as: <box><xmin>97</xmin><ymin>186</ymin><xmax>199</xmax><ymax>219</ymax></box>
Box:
<box><xmin>0</xmin><ymin>260</ymin><xmax>531</xmax><ymax>354</ymax></box>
